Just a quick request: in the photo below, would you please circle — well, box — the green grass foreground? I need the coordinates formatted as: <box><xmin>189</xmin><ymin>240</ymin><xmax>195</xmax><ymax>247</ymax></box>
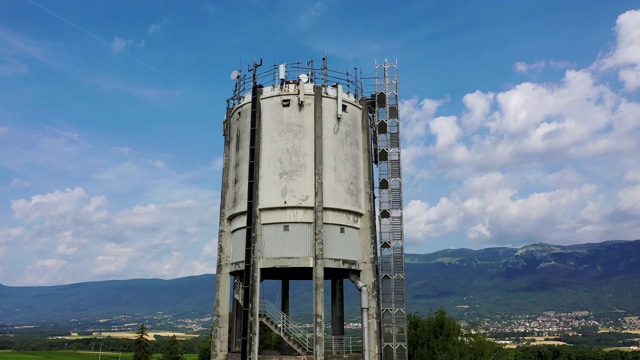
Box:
<box><xmin>0</xmin><ymin>351</ymin><xmax>198</xmax><ymax>360</ymax></box>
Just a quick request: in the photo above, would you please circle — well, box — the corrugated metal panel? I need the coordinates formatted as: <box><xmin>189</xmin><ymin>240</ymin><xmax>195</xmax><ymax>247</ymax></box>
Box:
<box><xmin>261</xmin><ymin>223</ymin><xmax>313</xmax><ymax>258</ymax></box>
<box><xmin>231</xmin><ymin>228</ymin><xmax>246</xmax><ymax>263</ymax></box>
<box><xmin>324</xmin><ymin>224</ymin><xmax>359</xmax><ymax>261</ymax></box>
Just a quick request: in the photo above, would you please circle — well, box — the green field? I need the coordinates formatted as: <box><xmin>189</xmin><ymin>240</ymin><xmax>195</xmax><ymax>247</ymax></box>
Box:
<box><xmin>0</xmin><ymin>351</ymin><xmax>198</xmax><ymax>360</ymax></box>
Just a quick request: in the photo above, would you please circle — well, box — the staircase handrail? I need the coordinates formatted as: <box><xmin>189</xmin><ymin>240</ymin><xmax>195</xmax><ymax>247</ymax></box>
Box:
<box><xmin>259</xmin><ymin>299</ymin><xmax>312</xmax><ymax>352</ymax></box>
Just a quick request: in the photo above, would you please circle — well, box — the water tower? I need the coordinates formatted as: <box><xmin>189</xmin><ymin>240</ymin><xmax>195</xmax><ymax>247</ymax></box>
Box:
<box><xmin>211</xmin><ymin>59</ymin><xmax>407</xmax><ymax>360</ymax></box>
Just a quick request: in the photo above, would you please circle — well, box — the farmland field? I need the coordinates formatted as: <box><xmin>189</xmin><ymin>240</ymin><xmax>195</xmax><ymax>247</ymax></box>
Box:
<box><xmin>71</xmin><ymin>331</ymin><xmax>200</xmax><ymax>340</ymax></box>
<box><xmin>0</xmin><ymin>351</ymin><xmax>198</xmax><ymax>360</ymax></box>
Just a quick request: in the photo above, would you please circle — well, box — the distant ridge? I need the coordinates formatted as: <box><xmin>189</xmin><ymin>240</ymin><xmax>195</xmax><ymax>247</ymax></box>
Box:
<box><xmin>1</xmin><ymin>240</ymin><xmax>639</xmax><ymax>329</ymax></box>
<box><xmin>0</xmin><ymin>274</ymin><xmax>216</xmax><ymax>329</ymax></box>
<box><xmin>407</xmin><ymin>239</ymin><xmax>640</xmax><ymax>319</ymax></box>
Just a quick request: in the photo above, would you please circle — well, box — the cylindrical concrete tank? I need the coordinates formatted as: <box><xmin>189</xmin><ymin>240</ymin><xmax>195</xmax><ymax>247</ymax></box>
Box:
<box><xmin>212</xmin><ymin>61</ymin><xmax>380</xmax><ymax>360</ymax></box>
<box><xmin>227</xmin><ymin>83</ymin><xmax>366</xmax><ymax>269</ymax></box>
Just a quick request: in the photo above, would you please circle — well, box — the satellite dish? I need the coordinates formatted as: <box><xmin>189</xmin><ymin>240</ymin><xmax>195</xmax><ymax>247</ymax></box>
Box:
<box><xmin>299</xmin><ymin>74</ymin><xmax>309</xmax><ymax>83</ymax></box>
<box><xmin>230</xmin><ymin>70</ymin><xmax>240</xmax><ymax>80</ymax></box>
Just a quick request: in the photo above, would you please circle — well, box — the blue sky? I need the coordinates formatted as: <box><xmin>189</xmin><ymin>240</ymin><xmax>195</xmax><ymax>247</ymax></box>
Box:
<box><xmin>1</xmin><ymin>1</ymin><xmax>639</xmax><ymax>286</ymax></box>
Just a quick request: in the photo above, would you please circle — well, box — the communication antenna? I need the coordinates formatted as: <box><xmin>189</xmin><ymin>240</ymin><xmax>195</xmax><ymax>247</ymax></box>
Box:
<box><xmin>230</xmin><ymin>70</ymin><xmax>240</xmax><ymax>80</ymax></box>
<box><xmin>298</xmin><ymin>74</ymin><xmax>309</xmax><ymax>83</ymax></box>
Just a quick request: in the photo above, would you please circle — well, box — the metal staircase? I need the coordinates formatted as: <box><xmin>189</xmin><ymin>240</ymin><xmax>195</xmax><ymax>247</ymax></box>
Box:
<box><xmin>233</xmin><ymin>278</ymin><xmax>362</xmax><ymax>356</ymax></box>
<box><xmin>375</xmin><ymin>59</ymin><xmax>408</xmax><ymax>360</ymax></box>
<box><xmin>233</xmin><ymin>277</ymin><xmax>311</xmax><ymax>355</ymax></box>
<box><xmin>258</xmin><ymin>299</ymin><xmax>312</xmax><ymax>355</ymax></box>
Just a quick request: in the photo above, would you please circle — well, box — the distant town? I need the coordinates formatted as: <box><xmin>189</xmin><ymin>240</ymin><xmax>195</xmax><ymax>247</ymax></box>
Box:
<box><xmin>3</xmin><ymin>310</ymin><xmax>640</xmax><ymax>349</ymax></box>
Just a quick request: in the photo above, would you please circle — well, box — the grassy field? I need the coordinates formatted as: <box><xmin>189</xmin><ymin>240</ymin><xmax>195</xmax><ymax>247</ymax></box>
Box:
<box><xmin>67</xmin><ymin>332</ymin><xmax>200</xmax><ymax>341</ymax></box>
<box><xmin>0</xmin><ymin>351</ymin><xmax>198</xmax><ymax>360</ymax></box>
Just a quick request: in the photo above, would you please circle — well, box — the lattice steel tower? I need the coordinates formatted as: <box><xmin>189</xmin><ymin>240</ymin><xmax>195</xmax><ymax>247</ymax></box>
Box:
<box><xmin>374</xmin><ymin>60</ymin><xmax>408</xmax><ymax>360</ymax></box>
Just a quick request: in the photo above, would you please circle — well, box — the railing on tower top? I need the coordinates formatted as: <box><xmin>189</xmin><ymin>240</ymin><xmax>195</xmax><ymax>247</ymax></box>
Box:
<box><xmin>227</xmin><ymin>59</ymin><xmax>364</xmax><ymax>109</ymax></box>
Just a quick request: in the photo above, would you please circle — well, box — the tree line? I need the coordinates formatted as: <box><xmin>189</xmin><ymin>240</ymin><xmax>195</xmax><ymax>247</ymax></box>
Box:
<box><xmin>0</xmin><ymin>324</ymin><xmax>211</xmax><ymax>360</ymax></box>
<box><xmin>408</xmin><ymin>309</ymin><xmax>640</xmax><ymax>360</ymax></box>
<box><xmin>3</xmin><ymin>312</ymin><xmax>640</xmax><ymax>360</ymax></box>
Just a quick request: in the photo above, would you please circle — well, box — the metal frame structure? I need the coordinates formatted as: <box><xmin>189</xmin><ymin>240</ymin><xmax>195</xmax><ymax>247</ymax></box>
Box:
<box><xmin>374</xmin><ymin>59</ymin><xmax>408</xmax><ymax>360</ymax></box>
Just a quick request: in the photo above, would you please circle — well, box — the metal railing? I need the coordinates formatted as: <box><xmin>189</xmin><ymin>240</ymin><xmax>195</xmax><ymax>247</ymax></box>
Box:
<box><xmin>227</xmin><ymin>59</ymin><xmax>365</xmax><ymax>109</ymax></box>
<box><xmin>258</xmin><ymin>299</ymin><xmax>363</xmax><ymax>355</ymax></box>
<box><xmin>259</xmin><ymin>299</ymin><xmax>313</xmax><ymax>353</ymax></box>
<box><xmin>325</xmin><ymin>335</ymin><xmax>363</xmax><ymax>355</ymax></box>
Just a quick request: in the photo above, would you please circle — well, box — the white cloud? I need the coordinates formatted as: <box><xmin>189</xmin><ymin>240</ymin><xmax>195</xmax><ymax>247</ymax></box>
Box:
<box><xmin>400</xmin><ymin>98</ymin><xmax>443</xmax><ymax>143</ymax></box>
<box><xmin>462</xmin><ymin>90</ymin><xmax>495</xmax><ymax>132</ymax></box>
<box><xmin>4</xmin><ymin>186</ymin><xmax>217</xmax><ymax>285</ymax></box>
<box><xmin>111</xmin><ymin>36</ymin><xmax>126</xmax><ymax>54</ymax></box>
<box><xmin>12</xmin><ymin>187</ymin><xmax>87</xmax><ymax>223</ymax></box>
<box><xmin>10</xmin><ymin>178</ymin><xmax>31</xmax><ymax>188</ymax></box>
<box><xmin>513</xmin><ymin>60</ymin><xmax>574</xmax><ymax>75</ymax></box>
<box><xmin>429</xmin><ymin>116</ymin><xmax>461</xmax><ymax>150</ymax></box>
<box><xmin>110</xmin><ymin>36</ymin><xmax>141</xmax><ymax>54</ymax></box>
<box><xmin>513</xmin><ymin>60</ymin><xmax>546</xmax><ymax>74</ymax></box>
<box><xmin>298</xmin><ymin>1</ymin><xmax>325</xmax><ymax>25</ymax></box>
<box><xmin>400</xmin><ymin>9</ymin><xmax>640</xmax><ymax>251</ymax></box>
<box><xmin>23</xmin><ymin>258</ymin><xmax>68</xmax><ymax>285</ymax></box>
<box><xmin>147</xmin><ymin>20</ymin><xmax>168</xmax><ymax>35</ymax></box>
<box><xmin>624</xmin><ymin>170</ymin><xmax>640</xmax><ymax>183</ymax></box>
<box><xmin>601</xmin><ymin>9</ymin><xmax>640</xmax><ymax>68</ymax></box>
<box><xmin>599</xmin><ymin>9</ymin><xmax>640</xmax><ymax>91</ymax></box>
<box><xmin>616</xmin><ymin>184</ymin><xmax>640</xmax><ymax>213</ymax></box>
<box><xmin>0</xmin><ymin>127</ymin><xmax>7</xmax><ymax>137</ymax></box>
<box><xmin>93</xmin><ymin>243</ymin><xmax>134</xmax><ymax>275</ymax></box>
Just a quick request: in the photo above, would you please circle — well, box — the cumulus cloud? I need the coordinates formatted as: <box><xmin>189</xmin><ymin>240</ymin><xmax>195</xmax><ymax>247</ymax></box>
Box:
<box><xmin>598</xmin><ymin>9</ymin><xmax>640</xmax><ymax>91</ymax></box>
<box><xmin>3</xmin><ymin>187</ymin><xmax>217</xmax><ymax>285</ymax></box>
<box><xmin>401</xmin><ymin>9</ymin><xmax>640</xmax><ymax>251</ymax></box>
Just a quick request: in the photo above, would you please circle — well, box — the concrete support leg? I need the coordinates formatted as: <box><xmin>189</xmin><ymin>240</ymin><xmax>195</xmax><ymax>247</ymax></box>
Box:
<box><xmin>233</xmin><ymin>295</ymin><xmax>243</xmax><ymax>352</ymax></box>
<box><xmin>313</xmin><ymin>85</ymin><xmax>325</xmax><ymax>360</ymax></box>
<box><xmin>281</xmin><ymin>280</ymin><xmax>290</xmax><ymax>354</ymax></box>
<box><xmin>211</xmin><ymin>277</ymin><xmax>230</xmax><ymax>359</ymax></box>
<box><xmin>331</xmin><ymin>279</ymin><xmax>345</xmax><ymax>337</ymax></box>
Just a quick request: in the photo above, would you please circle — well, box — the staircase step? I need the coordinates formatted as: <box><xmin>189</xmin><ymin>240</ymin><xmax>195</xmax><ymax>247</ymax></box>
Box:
<box><xmin>259</xmin><ymin>314</ymin><xmax>308</xmax><ymax>355</ymax></box>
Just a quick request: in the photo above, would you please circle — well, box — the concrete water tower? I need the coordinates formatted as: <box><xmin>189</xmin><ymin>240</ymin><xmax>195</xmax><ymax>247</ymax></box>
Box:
<box><xmin>211</xmin><ymin>59</ymin><xmax>407</xmax><ymax>360</ymax></box>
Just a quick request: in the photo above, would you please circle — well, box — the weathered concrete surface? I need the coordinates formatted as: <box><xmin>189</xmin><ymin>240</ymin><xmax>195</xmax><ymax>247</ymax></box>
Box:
<box><xmin>313</xmin><ymin>85</ymin><xmax>325</xmax><ymax>360</ymax></box>
<box><xmin>214</xmin><ymin>82</ymin><xmax>380</xmax><ymax>360</ymax></box>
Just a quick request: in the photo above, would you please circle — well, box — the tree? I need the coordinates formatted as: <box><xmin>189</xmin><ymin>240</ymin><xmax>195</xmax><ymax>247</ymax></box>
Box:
<box><xmin>408</xmin><ymin>308</ymin><xmax>505</xmax><ymax>360</ymax></box>
<box><xmin>197</xmin><ymin>326</ymin><xmax>212</xmax><ymax>360</ymax></box>
<box><xmin>133</xmin><ymin>324</ymin><xmax>152</xmax><ymax>360</ymax></box>
<box><xmin>161</xmin><ymin>335</ymin><xmax>185</xmax><ymax>360</ymax></box>
<box><xmin>197</xmin><ymin>340</ymin><xmax>211</xmax><ymax>360</ymax></box>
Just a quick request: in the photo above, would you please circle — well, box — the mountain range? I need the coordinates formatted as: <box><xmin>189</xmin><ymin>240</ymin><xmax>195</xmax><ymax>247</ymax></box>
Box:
<box><xmin>1</xmin><ymin>240</ymin><xmax>639</xmax><ymax>331</ymax></box>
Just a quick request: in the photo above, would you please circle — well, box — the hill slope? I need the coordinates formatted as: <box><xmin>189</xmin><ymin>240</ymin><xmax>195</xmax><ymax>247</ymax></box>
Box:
<box><xmin>0</xmin><ymin>275</ymin><xmax>216</xmax><ymax>329</ymax></box>
<box><xmin>406</xmin><ymin>240</ymin><xmax>640</xmax><ymax>319</ymax></box>
<box><xmin>1</xmin><ymin>240</ymin><xmax>639</xmax><ymax>329</ymax></box>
